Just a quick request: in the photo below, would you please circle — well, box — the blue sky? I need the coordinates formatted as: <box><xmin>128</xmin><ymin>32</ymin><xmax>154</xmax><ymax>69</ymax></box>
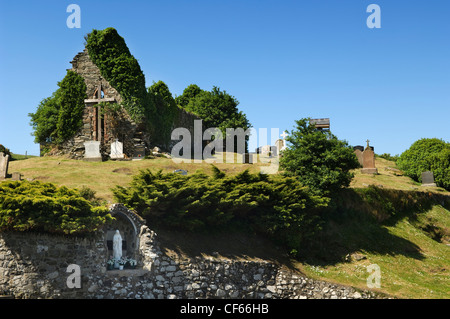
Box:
<box><xmin>0</xmin><ymin>0</ymin><xmax>449</xmax><ymax>156</ymax></box>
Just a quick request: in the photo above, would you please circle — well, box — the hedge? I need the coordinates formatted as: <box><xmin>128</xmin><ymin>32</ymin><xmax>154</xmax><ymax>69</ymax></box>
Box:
<box><xmin>0</xmin><ymin>181</ymin><xmax>112</xmax><ymax>235</ymax></box>
<box><xmin>113</xmin><ymin>166</ymin><xmax>328</xmax><ymax>253</ymax></box>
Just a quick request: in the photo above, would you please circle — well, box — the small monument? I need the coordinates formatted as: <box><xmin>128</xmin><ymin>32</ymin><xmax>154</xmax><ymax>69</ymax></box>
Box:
<box><xmin>421</xmin><ymin>171</ymin><xmax>437</xmax><ymax>187</ymax></box>
<box><xmin>173</xmin><ymin>169</ymin><xmax>188</xmax><ymax>176</ymax></box>
<box><xmin>280</xmin><ymin>131</ymin><xmax>288</xmax><ymax>151</ymax></box>
<box><xmin>133</xmin><ymin>145</ymin><xmax>145</xmax><ymax>160</ymax></box>
<box><xmin>256</xmin><ymin>145</ymin><xmax>276</xmax><ymax>156</ymax></box>
<box><xmin>84</xmin><ymin>141</ymin><xmax>102</xmax><ymax>161</ymax></box>
<box><xmin>275</xmin><ymin>139</ymin><xmax>284</xmax><ymax>155</ymax></box>
<box><xmin>361</xmin><ymin>140</ymin><xmax>378</xmax><ymax>174</ymax></box>
<box><xmin>110</xmin><ymin>139</ymin><xmax>124</xmax><ymax>159</ymax></box>
<box><xmin>0</xmin><ymin>152</ymin><xmax>10</xmax><ymax>179</ymax></box>
<box><xmin>353</xmin><ymin>146</ymin><xmax>364</xmax><ymax>167</ymax></box>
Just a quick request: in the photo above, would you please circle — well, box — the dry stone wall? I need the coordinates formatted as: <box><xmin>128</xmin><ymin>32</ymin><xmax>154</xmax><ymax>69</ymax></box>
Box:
<box><xmin>0</xmin><ymin>206</ymin><xmax>385</xmax><ymax>299</ymax></box>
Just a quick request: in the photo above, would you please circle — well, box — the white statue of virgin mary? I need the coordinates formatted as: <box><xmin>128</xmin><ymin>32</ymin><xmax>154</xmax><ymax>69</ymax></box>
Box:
<box><xmin>112</xmin><ymin>230</ymin><xmax>123</xmax><ymax>261</ymax></box>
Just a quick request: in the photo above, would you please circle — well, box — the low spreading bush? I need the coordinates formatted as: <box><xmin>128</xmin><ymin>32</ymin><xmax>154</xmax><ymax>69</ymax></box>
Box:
<box><xmin>113</xmin><ymin>166</ymin><xmax>328</xmax><ymax>253</ymax></box>
<box><xmin>0</xmin><ymin>181</ymin><xmax>113</xmax><ymax>235</ymax></box>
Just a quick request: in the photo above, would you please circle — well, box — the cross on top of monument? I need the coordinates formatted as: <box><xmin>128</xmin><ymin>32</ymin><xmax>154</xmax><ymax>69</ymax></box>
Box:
<box><xmin>366</xmin><ymin>139</ymin><xmax>370</xmax><ymax>149</ymax></box>
<box><xmin>280</xmin><ymin>131</ymin><xmax>288</xmax><ymax>140</ymax></box>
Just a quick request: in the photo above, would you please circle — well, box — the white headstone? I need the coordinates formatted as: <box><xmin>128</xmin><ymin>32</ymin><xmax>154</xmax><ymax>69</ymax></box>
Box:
<box><xmin>84</xmin><ymin>141</ymin><xmax>101</xmax><ymax>159</ymax></box>
<box><xmin>110</xmin><ymin>140</ymin><xmax>124</xmax><ymax>159</ymax></box>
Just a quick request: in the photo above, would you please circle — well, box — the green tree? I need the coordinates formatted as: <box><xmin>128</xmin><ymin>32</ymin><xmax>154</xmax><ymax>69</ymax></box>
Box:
<box><xmin>180</xmin><ymin>86</ymin><xmax>251</xmax><ymax>151</ymax></box>
<box><xmin>397</xmin><ymin>138</ymin><xmax>450</xmax><ymax>190</ymax></box>
<box><xmin>175</xmin><ymin>84</ymin><xmax>203</xmax><ymax>108</ymax></box>
<box><xmin>184</xmin><ymin>86</ymin><xmax>250</xmax><ymax>131</ymax></box>
<box><xmin>147</xmin><ymin>81</ymin><xmax>179</xmax><ymax>148</ymax></box>
<box><xmin>279</xmin><ymin>118</ymin><xmax>360</xmax><ymax>195</ymax></box>
<box><xmin>29</xmin><ymin>92</ymin><xmax>60</xmax><ymax>144</ymax></box>
<box><xmin>29</xmin><ymin>70</ymin><xmax>86</xmax><ymax>145</ymax></box>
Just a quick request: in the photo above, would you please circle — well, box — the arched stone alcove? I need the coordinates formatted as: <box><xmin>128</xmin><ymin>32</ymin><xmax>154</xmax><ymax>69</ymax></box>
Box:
<box><xmin>105</xmin><ymin>204</ymin><xmax>145</xmax><ymax>262</ymax></box>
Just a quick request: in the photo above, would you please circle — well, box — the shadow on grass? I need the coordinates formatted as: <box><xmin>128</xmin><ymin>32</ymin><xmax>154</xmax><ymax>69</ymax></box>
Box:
<box><xmin>130</xmin><ymin>186</ymin><xmax>450</xmax><ymax>270</ymax></box>
<box><xmin>150</xmin><ymin>222</ymin><xmax>294</xmax><ymax>267</ymax></box>
<box><xmin>294</xmin><ymin>187</ymin><xmax>450</xmax><ymax>266</ymax></box>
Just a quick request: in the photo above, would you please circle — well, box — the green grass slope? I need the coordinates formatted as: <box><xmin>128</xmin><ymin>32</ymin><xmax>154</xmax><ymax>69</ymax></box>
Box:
<box><xmin>5</xmin><ymin>155</ymin><xmax>450</xmax><ymax>298</ymax></box>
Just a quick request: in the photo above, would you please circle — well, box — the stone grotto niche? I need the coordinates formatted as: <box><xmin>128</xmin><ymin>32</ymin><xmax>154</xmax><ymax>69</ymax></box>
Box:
<box><xmin>106</xmin><ymin>204</ymin><xmax>145</xmax><ymax>264</ymax></box>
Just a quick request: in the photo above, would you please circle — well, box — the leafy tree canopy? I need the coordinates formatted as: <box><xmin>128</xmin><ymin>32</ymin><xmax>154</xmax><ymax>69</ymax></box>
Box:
<box><xmin>397</xmin><ymin>138</ymin><xmax>450</xmax><ymax>190</ymax></box>
<box><xmin>175</xmin><ymin>84</ymin><xmax>202</xmax><ymax>108</ymax></box>
<box><xmin>29</xmin><ymin>70</ymin><xmax>86</xmax><ymax>145</ymax></box>
<box><xmin>279</xmin><ymin>118</ymin><xmax>360</xmax><ymax>195</ymax></box>
<box><xmin>178</xmin><ymin>85</ymin><xmax>251</xmax><ymax>134</ymax></box>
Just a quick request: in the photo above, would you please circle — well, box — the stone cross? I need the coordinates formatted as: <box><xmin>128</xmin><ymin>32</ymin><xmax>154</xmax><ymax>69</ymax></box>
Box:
<box><xmin>366</xmin><ymin>139</ymin><xmax>370</xmax><ymax>150</ymax></box>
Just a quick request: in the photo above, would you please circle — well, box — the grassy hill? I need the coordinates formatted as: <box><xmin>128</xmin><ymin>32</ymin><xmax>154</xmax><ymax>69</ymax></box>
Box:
<box><xmin>5</xmin><ymin>154</ymin><xmax>450</xmax><ymax>299</ymax></box>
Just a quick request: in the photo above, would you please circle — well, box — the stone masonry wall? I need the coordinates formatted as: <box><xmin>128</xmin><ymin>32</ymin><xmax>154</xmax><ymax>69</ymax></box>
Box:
<box><xmin>0</xmin><ymin>224</ymin><xmax>384</xmax><ymax>299</ymax></box>
<box><xmin>47</xmin><ymin>49</ymin><xmax>150</xmax><ymax>159</ymax></box>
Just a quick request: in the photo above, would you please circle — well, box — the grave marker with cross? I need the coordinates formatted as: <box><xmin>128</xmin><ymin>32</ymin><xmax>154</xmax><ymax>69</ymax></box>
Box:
<box><xmin>280</xmin><ymin>131</ymin><xmax>288</xmax><ymax>151</ymax></box>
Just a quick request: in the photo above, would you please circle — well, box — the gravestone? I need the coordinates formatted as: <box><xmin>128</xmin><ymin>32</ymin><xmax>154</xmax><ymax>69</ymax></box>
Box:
<box><xmin>275</xmin><ymin>139</ymin><xmax>284</xmax><ymax>151</ymax></box>
<box><xmin>421</xmin><ymin>171</ymin><xmax>436</xmax><ymax>187</ymax></box>
<box><xmin>361</xmin><ymin>140</ymin><xmax>378</xmax><ymax>174</ymax></box>
<box><xmin>110</xmin><ymin>140</ymin><xmax>124</xmax><ymax>159</ymax></box>
<box><xmin>242</xmin><ymin>153</ymin><xmax>254</xmax><ymax>164</ymax></box>
<box><xmin>280</xmin><ymin>132</ymin><xmax>288</xmax><ymax>151</ymax></box>
<box><xmin>353</xmin><ymin>146</ymin><xmax>364</xmax><ymax>166</ymax></box>
<box><xmin>0</xmin><ymin>152</ymin><xmax>10</xmax><ymax>179</ymax></box>
<box><xmin>133</xmin><ymin>145</ymin><xmax>145</xmax><ymax>160</ymax></box>
<box><xmin>257</xmin><ymin>145</ymin><xmax>276</xmax><ymax>156</ymax></box>
<box><xmin>173</xmin><ymin>169</ymin><xmax>188</xmax><ymax>176</ymax></box>
<box><xmin>84</xmin><ymin>141</ymin><xmax>102</xmax><ymax>161</ymax></box>
<box><xmin>11</xmin><ymin>172</ymin><xmax>21</xmax><ymax>181</ymax></box>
